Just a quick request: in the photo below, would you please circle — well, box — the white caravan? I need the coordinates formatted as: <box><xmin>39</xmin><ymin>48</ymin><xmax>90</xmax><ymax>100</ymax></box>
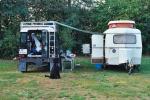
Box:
<box><xmin>91</xmin><ymin>20</ymin><xmax>142</xmax><ymax>74</ymax></box>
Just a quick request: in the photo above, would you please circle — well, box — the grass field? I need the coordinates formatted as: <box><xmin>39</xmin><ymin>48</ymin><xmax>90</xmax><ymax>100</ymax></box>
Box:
<box><xmin>0</xmin><ymin>57</ymin><xmax>150</xmax><ymax>100</ymax></box>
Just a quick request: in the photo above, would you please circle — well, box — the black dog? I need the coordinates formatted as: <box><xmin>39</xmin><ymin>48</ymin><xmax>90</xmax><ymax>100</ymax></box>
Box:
<box><xmin>50</xmin><ymin>58</ymin><xmax>61</xmax><ymax>79</ymax></box>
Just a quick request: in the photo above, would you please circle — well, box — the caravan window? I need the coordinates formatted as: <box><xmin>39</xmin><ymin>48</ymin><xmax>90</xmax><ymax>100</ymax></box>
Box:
<box><xmin>113</xmin><ymin>34</ymin><xmax>136</xmax><ymax>44</ymax></box>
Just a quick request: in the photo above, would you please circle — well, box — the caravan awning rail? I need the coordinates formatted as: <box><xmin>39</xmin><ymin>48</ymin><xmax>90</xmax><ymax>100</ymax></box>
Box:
<box><xmin>20</xmin><ymin>21</ymin><xmax>100</xmax><ymax>35</ymax></box>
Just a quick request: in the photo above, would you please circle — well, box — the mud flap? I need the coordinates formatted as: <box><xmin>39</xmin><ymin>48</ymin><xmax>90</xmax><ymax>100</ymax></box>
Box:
<box><xmin>19</xmin><ymin>60</ymin><xmax>27</xmax><ymax>72</ymax></box>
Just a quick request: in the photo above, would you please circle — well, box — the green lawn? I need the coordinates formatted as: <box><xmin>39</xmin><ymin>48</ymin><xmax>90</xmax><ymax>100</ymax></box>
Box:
<box><xmin>0</xmin><ymin>57</ymin><xmax>150</xmax><ymax>100</ymax></box>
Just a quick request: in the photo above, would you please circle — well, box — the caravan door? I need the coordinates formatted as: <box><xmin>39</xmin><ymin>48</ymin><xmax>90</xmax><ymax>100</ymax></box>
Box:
<box><xmin>91</xmin><ymin>35</ymin><xmax>104</xmax><ymax>64</ymax></box>
<box><xmin>41</xmin><ymin>30</ymin><xmax>48</xmax><ymax>57</ymax></box>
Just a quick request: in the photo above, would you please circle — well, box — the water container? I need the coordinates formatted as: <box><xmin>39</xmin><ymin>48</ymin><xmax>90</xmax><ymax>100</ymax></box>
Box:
<box><xmin>95</xmin><ymin>64</ymin><xmax>103</xmax><ymax>70</ymax></box>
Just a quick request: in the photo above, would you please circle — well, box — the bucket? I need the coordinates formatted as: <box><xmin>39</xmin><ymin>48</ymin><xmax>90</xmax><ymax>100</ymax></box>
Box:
<box><xmin>95</xmin><ymin>64</ymin><xmax>103</xmax><ymax>70</ymax></box>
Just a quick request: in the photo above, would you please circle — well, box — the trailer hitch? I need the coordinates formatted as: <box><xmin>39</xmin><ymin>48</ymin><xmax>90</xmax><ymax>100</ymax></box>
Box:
<box><xmin>128</xmin><ymin>64</ymin><xmax>134</xmax><ymax>75</ymax></box>
<box><xmin>127</xmin><ymin>59</ymin><xmax>134</xmax><ymax>75</ymax></box>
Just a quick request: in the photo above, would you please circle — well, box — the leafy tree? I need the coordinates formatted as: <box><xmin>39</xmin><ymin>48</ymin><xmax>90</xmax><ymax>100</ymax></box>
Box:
<box><xmin>90</xmin><ymin>0</ymin><xmax>150</xmax><ymax>54</ymax></box>
<box><xmin>0</xmin><ymin>0</ymin><xmax>29</xmax><ymax>58</ymax></box>
<box><xmin>0</xmin><ymin>0</ymin><xmax>150</xmax><ymax>58</ymax></box>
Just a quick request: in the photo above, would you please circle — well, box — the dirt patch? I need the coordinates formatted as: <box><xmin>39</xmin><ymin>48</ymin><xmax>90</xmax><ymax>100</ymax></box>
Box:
<box><xmin>17</xmin><ymin>77</ymin><xmax>31</xmax><ymax>84</ymax></box>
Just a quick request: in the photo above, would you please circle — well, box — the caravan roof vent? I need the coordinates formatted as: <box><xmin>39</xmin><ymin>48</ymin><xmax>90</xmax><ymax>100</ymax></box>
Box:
<box><xmin>108</xmin><ymin>20</ymin><xmax>135</xmax><ymax>28</ymax></box>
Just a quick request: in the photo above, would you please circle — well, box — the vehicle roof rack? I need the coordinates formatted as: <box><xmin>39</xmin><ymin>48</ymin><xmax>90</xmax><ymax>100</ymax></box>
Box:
<box><xmin>21</xmin><ymin>21</ymin><xmax>55</xmax><ymax>26</ymax></box>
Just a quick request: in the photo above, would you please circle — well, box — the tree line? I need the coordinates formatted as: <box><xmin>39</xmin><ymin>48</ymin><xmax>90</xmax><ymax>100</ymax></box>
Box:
<box><xmin>0</xmin><ymin>0</ymin><xmax>150</xmax><ymax>58</ymax></box>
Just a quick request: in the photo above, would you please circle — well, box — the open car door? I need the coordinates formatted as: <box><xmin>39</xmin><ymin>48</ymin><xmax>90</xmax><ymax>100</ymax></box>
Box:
<box><xmin>41</xmin><ymin>30</ymin><xmax>48</xmax><ymax>57</ymax></box>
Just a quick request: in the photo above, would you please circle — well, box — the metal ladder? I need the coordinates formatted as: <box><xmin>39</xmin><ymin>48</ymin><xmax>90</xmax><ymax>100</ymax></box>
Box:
<box><xmin>49</xmin><ymin>32</ymin><xmax>55</xmax><ymax>57</ymax></box>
